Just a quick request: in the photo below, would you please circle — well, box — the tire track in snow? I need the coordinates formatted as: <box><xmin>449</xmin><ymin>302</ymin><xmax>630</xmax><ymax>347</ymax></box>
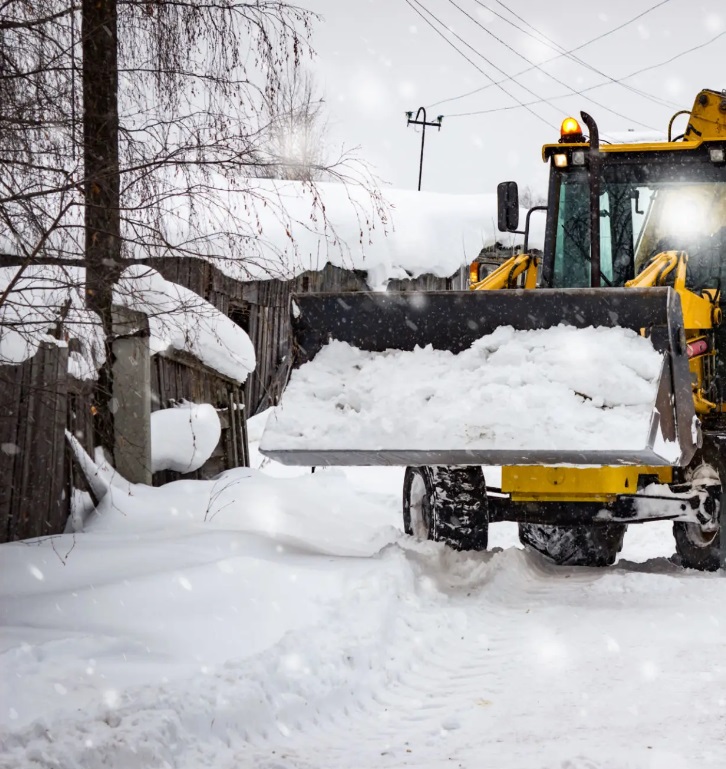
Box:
<box><xmin>4</xmin><ymin>541</ymin><xmax>726</xmax><ymax>769</ymax></box>
<box><xmin>235</xmin><ymin>544</ymin><xmax>726</xmax><ymax>769</ymax></box>
<box><xmin>235</xmin><ymin>547</ymin><xmax>578</xmax><ymax>765</ymax></box>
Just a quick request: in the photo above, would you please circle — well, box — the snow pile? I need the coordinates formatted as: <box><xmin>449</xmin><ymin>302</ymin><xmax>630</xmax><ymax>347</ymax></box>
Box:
<box><xmin>0</xmin><ymin>264</ymin><xmax>255</xmax><ymax>382</ymax></box>
<box><xmin>0</xmin><ymin>446</ymin><xmax>400</xmax><ymax>735</ymax></box>
<box><xmin>150</xmin><ymin>402</ymin><xmax>221</xmax><ymax>473</ymax></box>
<box><xmin>262</xmin><ymin>325</ymin><xmax>664</xmax><ymax>453</ymax></box>
<box><xmin>1</xmin><ymin>454</ymin><xmax>724</xmax><ymax>769</ymax></box>
<box><xmin>2</xmin><ymin>432</ymin><xmax>725</xmax><ymax>767</ymax></box>
<box><xmin>66</xmin><ymin>434</ymin><xmax>396</xmax><ymax>554</ymax></box>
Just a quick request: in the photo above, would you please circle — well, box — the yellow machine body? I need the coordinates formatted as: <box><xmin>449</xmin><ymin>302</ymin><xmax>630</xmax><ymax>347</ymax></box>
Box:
<box><xmin>470</xmin><ymin>89</ymin><xmax>726</xmax><ymax>504</ymax></box>
<box><xmin>501</xmin><ymin>466</ymin><xmax>673</xmax><ymax>503</ymax></box>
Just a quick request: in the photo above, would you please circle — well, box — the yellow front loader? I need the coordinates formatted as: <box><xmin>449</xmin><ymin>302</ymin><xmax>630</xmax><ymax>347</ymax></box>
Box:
<box><xmin>262</xmin><ymin>88</ymin><xmax>726</xmax><ymax>570</ymax></box>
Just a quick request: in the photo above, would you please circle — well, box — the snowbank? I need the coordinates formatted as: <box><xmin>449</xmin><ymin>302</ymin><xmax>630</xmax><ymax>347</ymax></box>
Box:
<box><xmin>0</xmin><ymin>265</ymin><xmax>255</xmax><ymax>382</ymax></box>
<box><xmin>150</xmin><ymin>402</ymin><xmax>221</xmax><ymax>473</ymax></box>
<box><xmin>1</xmin><ymin>453</ymin><xmax>724</xmax><ymax>769</ymax></box>
<box><xmin>2</xmin><ymin>432</ymin><xmax>725</xmax><ymax>767</ymax></box>
<box><xmin>261</xmin><ymin>325</ymin><xmax>664</xmax><ymax>454</ymax></box>
<box><xmin>0</xmin><ymin>448</ymin><xmax>400</xmax><ymax>734</ymax></box>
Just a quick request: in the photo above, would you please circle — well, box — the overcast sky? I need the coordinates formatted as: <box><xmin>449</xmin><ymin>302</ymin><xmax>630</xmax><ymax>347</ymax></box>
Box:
<box><xmin>303</xmin><ymin>0</ymin><xmax>724</xmax><ymax>196</ymax></box>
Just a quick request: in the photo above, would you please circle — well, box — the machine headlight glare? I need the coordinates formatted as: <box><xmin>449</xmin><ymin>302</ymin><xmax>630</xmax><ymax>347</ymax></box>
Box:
<box><xmin>553</xmin><ymin>153</ymin><xmax>568</xmax><ymax>168</ymax></box>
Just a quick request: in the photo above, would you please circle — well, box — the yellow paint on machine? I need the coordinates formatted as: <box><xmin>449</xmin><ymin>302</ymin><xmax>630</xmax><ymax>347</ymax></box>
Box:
<box><xmin>501</xmin><ymin>465</ymin><xmax>673</xmax><ymax>503</ymax></box>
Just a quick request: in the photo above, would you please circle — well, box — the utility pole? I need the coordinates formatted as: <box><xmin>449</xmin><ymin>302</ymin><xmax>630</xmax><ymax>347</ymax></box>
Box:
<box><xmin>405</xmin><ymin>107</ymin><xmax>443</xmax><ymax>191</ymax></box>
<box><xmin>83</xmin><ymin>0</ymin><xmax>122</xmax><ymax>457</ymax></box>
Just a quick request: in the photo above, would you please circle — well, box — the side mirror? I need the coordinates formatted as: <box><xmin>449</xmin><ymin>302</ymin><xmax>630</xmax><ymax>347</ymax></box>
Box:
<box><xmin>497</xmin><ymin>181</ymin><xmax>520</xmax><ymax>232</ymax></box>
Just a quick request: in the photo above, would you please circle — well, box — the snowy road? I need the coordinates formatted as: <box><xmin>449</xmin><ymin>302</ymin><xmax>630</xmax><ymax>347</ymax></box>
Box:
<box><xmin>2</xmin><ymin>440</ymin><xmax>726</xmax><ymax>768</ymax></box>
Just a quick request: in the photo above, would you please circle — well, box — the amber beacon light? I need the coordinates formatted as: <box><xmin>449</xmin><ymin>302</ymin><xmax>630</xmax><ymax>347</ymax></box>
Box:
<box><xmin>560</xmin><ymin>117</ymin><xmax>584</xmax><ymax>143</ymax></box>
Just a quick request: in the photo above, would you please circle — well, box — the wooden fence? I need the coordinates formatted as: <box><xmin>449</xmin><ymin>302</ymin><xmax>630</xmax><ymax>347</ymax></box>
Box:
<box><xmin>1</xmin><ymin>344</ymin><xmax>249</xmax><ymax>544</ymax></box>
<box><xmin>0</xmin><ymin>342</ymin><xmax>69</xmax><ymax>542</ymax></box>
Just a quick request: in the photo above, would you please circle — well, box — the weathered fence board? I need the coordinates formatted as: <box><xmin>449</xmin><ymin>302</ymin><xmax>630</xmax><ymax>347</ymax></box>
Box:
<box><xmin>0</xmin><ymin>342</ymin><xmax>69</xmax><ymax>542</ymax></box>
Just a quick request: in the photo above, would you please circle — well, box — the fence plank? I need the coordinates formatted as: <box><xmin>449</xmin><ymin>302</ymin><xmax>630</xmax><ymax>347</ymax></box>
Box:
<box><xmin>0</xmin><ymin>362</ymin><xmax>24</xmax><ymax>541</ymax></box>
<box><xmin>0</xmin><ymin>343</ymin><xmax>69</xmax><ymax>542</ymax></box>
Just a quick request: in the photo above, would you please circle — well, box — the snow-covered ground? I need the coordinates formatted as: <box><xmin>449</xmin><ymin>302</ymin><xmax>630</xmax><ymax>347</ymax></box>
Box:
<box><xmin>2</xmin><ymin>413</ymin><xmax>726</xmax><ymax>768</ymax></box>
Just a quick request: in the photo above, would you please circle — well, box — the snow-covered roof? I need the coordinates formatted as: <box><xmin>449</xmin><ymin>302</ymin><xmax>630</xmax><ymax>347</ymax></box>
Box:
<box><xmin>2</xmin><ymin>181</ymin><xmax>518</xmax><ymax>292</ymax></box>
<box><xmin>0</xmin><ymin>265</ymin><xmax>255</xmax><ymax>383</ymax></box>
<box><xmin>1</xmin><ymin>180</ymin><xmax>514</xmax><ymax>378</ymax></box>
<box><xmin>159</xmin><ymin>180</ymin><xmax>515</xmax><ymax>289</ymax></box>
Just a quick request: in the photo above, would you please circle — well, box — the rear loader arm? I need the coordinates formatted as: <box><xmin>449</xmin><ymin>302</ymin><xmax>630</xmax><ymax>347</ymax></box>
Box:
<box><xmin>470</xmin><ymin>253</ymin><xmax>538</xmax><ymax>291</ymax></box>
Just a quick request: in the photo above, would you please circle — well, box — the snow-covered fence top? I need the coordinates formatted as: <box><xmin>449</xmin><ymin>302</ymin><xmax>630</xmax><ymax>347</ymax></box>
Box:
<box><xmin>0</xmin><ymin>264</ymin><xmax>255</xmax><ymax>382</ymax></box>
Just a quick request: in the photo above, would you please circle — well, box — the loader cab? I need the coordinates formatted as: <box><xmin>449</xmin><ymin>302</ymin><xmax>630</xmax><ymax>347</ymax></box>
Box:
<box><xmin>539</xmin><ymin>142</ymin><xmax>726</xmax><ymax>291</ymax></box>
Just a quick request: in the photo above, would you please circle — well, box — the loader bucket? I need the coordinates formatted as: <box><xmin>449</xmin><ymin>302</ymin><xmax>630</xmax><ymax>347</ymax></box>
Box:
<box><xmin>259</xmin><ymin>287</ymin><xmax>697</xmax><ymax>468</ymax></box>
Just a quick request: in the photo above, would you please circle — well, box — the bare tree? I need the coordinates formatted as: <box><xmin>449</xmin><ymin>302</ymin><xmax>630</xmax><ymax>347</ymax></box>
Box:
<box><xmin>1</xmin><ymin>0</ymin><xmax>385</xmax><ymax>459</ymax></box>
<box><xmin>0</xmin><ymin>0</ymin><xmax>82</xmax><ymax>261</ymax></box>
<box><xmin>255</xmin><ymin>67</ymin><xmax>329</xmax><ymax>181</ymax></box>
<box><xmin>519</xmin><ymin>185</ymin><xmax>547</xmax><ymax>209</ymax></box>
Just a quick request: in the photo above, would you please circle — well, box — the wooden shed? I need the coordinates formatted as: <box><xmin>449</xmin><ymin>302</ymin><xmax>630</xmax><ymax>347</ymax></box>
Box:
<box><xmin>150</xmin><ymin>257</ymin><xmax>467</xmax><ymax>417</ymax></box>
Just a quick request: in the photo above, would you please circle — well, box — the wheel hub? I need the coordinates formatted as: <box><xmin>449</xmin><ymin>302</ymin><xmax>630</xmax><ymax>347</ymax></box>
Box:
<box><xmin>409</xmin><ymin>475</ymin><xmax>430</xmax><ymax>540</ymax></box>
<box><xmin>685</xmin><ymin>461</ymin><xmax>721</xmax><ymax>547</ymax></box>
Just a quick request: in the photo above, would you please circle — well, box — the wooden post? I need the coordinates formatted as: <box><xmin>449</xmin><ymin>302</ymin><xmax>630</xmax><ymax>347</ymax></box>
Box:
<box><xmin>112</xmin><ymin>307</ymin><xmax>152</xmax><ymax>484</ymax></box>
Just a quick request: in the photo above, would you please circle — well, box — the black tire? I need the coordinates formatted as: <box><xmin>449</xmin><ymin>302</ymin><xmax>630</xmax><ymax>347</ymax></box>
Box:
<box><xmin>518</xmin><ymin>522</ymin><xmax>627</xmax><ymax>567</ymax></box>
<box><xmin>402</xmin><ymin>466</ymin><xmax>488</xmax><ymax>551</ymax></box>
<box><xmin>673</xmin><ymin>439</ymin><xmax>725</xmax><ymax>572</ymax></box>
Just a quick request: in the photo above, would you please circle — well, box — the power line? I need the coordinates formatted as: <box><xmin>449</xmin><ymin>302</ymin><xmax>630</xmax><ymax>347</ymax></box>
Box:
<box><xmin>403</xmin><ymin>0</ymin><xmax>557</xmax><ymax>128</ymax></box>
<box><xmin>444</xmin><ymin>28</ymin><xmax>726</xmax><ymax>119</ymax></box>
<box><xmin>496</xmin><ymin>0</ymin><xmax>675</xmax><ymax>57</ymax></box>
<box><xmin>621</xmin><ymin>27</ymin><xmax>726</xmax><ymax>78</ymax></box>
<box><xmin>478</xmin><ymin>0</ymin><xmax>678</xmax><ymax>110</ymax></box>
<box><xmin>444</xmin><ymin>0</ymin><xmax>659</xmax><ymax>130</ymax></box>
<box><xmin>428</xmin><ymin>0</ymin><xmax>679</xmax><ymax>111</ymax></box>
